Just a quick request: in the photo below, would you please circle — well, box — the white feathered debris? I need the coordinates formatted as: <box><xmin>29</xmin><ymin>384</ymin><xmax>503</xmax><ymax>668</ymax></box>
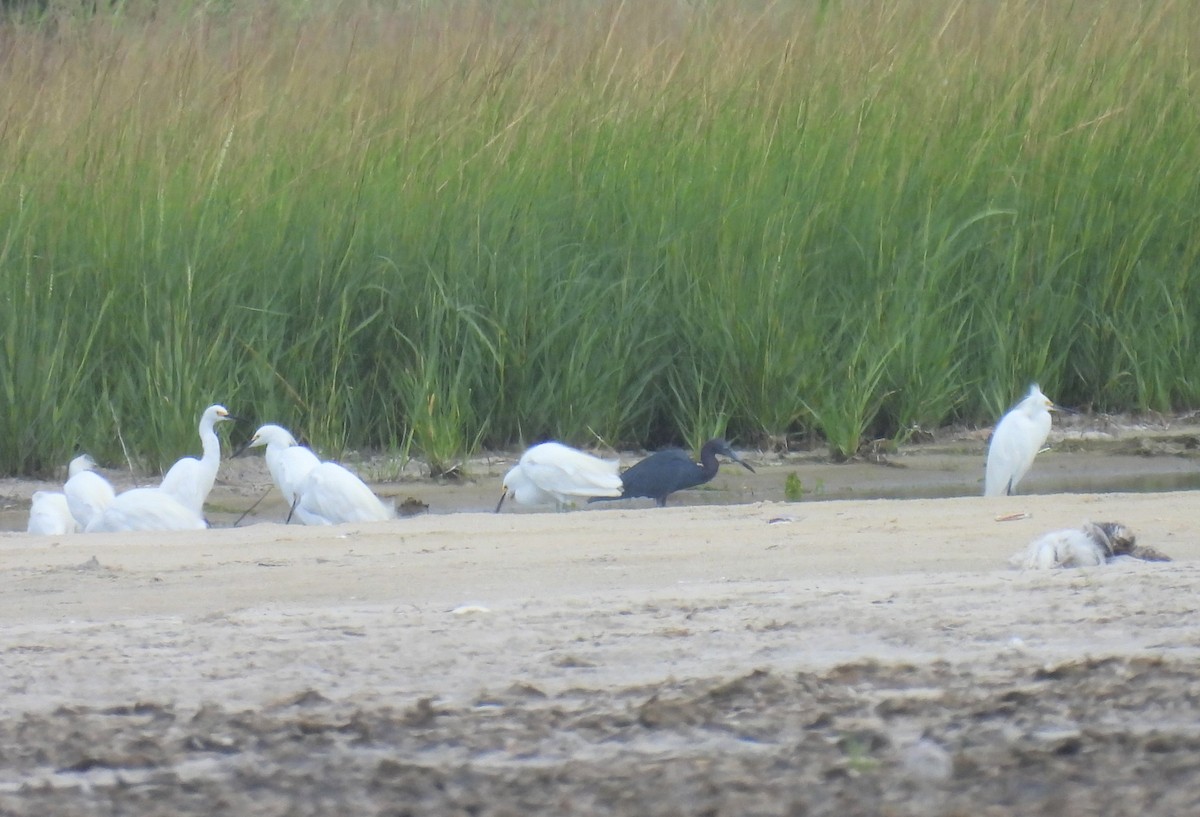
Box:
<box><xmin>1009</xmin><ymin>521</ymin><xmax>1170</xmax><ymax>569</ymax></box>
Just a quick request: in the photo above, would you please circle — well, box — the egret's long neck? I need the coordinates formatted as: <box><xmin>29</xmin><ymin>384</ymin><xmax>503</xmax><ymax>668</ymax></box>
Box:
<box><xmin>199</xmin><ymin>417</ymin><xmax>222</xmax><ymax>476</ymax></box>
<box><xmin>263</xmin><ymin>441</ymin><xmax>288</xmax><ymax>492</ymax></box>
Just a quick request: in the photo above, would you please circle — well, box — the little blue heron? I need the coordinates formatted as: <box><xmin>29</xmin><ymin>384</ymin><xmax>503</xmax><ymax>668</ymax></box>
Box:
<box><xmin>984</xmin><ymin>384</ymin><xmax>1057</xmax><ymax>497</ymax></box>
<box><xmin>496</xmin><ymin>441</ymin><xmax>623</xmax><ymax>512</ymax></box>
<box><xmin>592</xmin><ymin>438</ymin><xmax>755</xmax><ymax>507</ymax></box>
<box><xmin>159</xmin><ymin>404</ymin><xmax>237</xmax><ymax>516</ymax></box>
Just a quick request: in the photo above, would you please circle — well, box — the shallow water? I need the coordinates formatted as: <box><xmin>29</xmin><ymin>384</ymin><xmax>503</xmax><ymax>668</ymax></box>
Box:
<box><xmin>3</xmin><ymin>439</ymin><xmax>1200</xmax><ymax>531</ymax></box>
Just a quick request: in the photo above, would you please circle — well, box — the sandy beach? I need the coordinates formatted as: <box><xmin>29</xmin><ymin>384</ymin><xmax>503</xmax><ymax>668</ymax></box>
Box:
<box><xmin>1</xmin><ymin>428</ymin><xmax>1199</xmax><ymax>815</ymax></box>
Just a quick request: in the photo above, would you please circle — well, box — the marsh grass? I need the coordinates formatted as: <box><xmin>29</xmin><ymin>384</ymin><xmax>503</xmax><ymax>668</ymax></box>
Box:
<box><xmin>1</xmin><ymin>0</ymin><xmax>1198</xmax><ymax>474</ymax></box>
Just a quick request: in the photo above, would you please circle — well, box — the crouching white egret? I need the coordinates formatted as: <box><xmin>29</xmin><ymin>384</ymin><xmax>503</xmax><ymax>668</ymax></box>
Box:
<box><xmin>86</xmin><ymin>487</ymin><xmax>208</xmax><ymax>532</ymax></box>
<box><xmin>64</xmin><ymin>453</ymin><xmax>116</xmax><ymax>530</ymax></box>
<box><xmin>984</xmin><ymin>384</ymin><xmax>1057</xmax><ymax>497</ymax></box>
<box><xmin>28</xmin><ymin>452</ymin><xmax>119</xmax><ymax>534</ymax></box>
<box><xmin>589</xmin><ymin>438</ymin><xmax>755</xmax><ymax>508</ymax></box>
<box><xmin>496</xmin><ymin>441</ymin><xmax>623</xmax><ymax>512</ymax></box>
<box><xmin>292</xmin><ymin>461</ymin><xmax>395</xmax><ymax>524</ymax></box>
<box><xmin>240</xmin><ymin>423</ymin><xmax>392</xmax><ymax>525</ymax></box>
<box><xmin>159</xmin><ymin>404</ymin><xmax>237</xmax><ymax>517</ymax></box>
<box><xmin>27</xmin><ymin>491</ymin><xmax>77</xmax><ymax>535</ymax></box>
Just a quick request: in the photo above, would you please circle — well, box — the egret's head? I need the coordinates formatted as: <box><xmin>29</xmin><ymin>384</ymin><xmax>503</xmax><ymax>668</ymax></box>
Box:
<box><xmin>68</xmin><ymin>453</ymin><xmax>98</xmax><ymax>477</ymax></box>
<box><xmin>1027</xmin><ymin>384</ymin><xmax>1058</xmax><ymax>413</ymax></box>
<box><xmin>199</xmin><ymin>404</ymin><xmax>238</xmax><ymax>431</ymax></box>
<box><xmin>495</xmin><ymin>465</ymin><xmax>520</xmax><ymax>512</ymax></box>
<box><xmin>248</xmin><ymin>424</ymin><xmax>297</xmax><ymax>449</ymax></box>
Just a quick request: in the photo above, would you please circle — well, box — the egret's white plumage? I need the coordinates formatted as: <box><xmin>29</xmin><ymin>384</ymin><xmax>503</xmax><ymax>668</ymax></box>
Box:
<box><xmin>160</xmin><ymin>404</ymin><xmax>234</xmax><ymax>517</ymax></box>
<box><xmin>241</xmin><ymin>423</ymin><xmax>389</xmax><ymax>525</ymax></box>
<box><xmin>245</xmin><ymin>424</ymin><xmax>321</xmax><ymax>510</ymax></box>
<box><xmin>292</xmin><ymin>462</ymin><xmax>394</xmax><ymax>525</ymax></box>
<box><xmin>86</xmin><ymin>487</ymin><xmax>207</xmax><ymax>533</ymax></box>
<box><xmin>27</xmin><ymin>491</ymin><xmax>77</xmax><ymax>535</ymax></box>
<box><xmin>496</xmin><ymin>441</ymin><xmax>622</xmax><ymax>511</ymax></box>
<box><xmin>984</xmin><ymin>384</ymin><xmax>1056</xmax><ymax>497</ymax></box>
<box><xmin>63</xmin><ymin>454</ymin><xmax>116</xmax><ymax>530</ymax></box>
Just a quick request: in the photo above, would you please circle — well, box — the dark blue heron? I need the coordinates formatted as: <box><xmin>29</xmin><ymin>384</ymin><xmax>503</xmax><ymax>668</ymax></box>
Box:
<box><xmin>591</xmin><ymin>438</ymin><xmax>756</xmax><ymax>507</ymax></box>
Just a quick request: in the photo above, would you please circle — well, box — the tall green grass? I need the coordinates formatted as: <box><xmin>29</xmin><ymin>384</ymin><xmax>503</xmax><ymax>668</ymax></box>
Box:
<box><xmin>1</xmin><ymin>0</ymin><xmax>1198</xmax><ymax>474</ymax></box>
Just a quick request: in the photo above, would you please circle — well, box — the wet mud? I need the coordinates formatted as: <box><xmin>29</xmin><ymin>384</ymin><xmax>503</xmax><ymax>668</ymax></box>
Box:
<box><xmin>2</xmin><ymin>657</ymin><xmax>1197</xmax><ymax>817</ymax></box>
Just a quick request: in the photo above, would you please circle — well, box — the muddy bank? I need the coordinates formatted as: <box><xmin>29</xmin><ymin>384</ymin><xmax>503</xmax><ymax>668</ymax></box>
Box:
<box><xmin>3</xmin><ymin>655</ymin><xmax>1198</xmax><ymax>817</ymax></box>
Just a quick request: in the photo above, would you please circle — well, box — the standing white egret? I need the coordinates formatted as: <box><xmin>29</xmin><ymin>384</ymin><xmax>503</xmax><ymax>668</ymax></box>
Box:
<box><xmin>496</xmin><ymin>441</ymin><xmax>623</xmax><ymax>512</ymax></box>
<box><xmin>243</xmin><ymin>424</ymin><xmax>321</xmax><ymax>512</ymax></box>
<box><xmin>63</xmin><ymin>453</ymin><xmax>116</xmax><ymax>530</ymax></box>
<box><xmin>86</xmin><ymin>487</ymin><xmax>207</xmax><ymax>533</ymax></box>
<box><xmin>291</xmin><ymin>461</ymin><xmax>395</xmax><ymax>525</ymax></box>
<box><xmin>238</xmin><ymin>422</ymin><xmax>392</xmax><ymax>525</ymax></box>
<box><xmin>984</xmin><ymin>384</ymin><xmax>1057</xmax><ymax>497</ymax></box>
<box><xmin>159</xmin><ymin>404</ymin><xmax>235</xmax><ymax>516</ymax></box>
<box><xmin>27</xmin><ymin>491</ymin><xmax>77</xmax><ymax>535</ymax></box>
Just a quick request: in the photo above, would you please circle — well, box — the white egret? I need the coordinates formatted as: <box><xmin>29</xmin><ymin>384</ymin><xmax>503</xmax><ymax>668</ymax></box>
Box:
<box><xmin>159</xmin><ymin>404</ymin><xmax>235</xmax><ymax>516</ymax></box>
<box><xmin>238</xmin><ymin>422</ymin><xmax>393</xmax><ymax>525</ymax></box>
<box><xmin>291</xmin><ymin>461</ymin><xmax>395</xmax><ymax>525</ymax></box>
<box><xmin>496</xmin><ymin>441</ymin><xmax>622</xmax><ymax>512</ymax></box>
<box><xmin>243</xmin><ymin>424</ymin><xmax>321</xmax><ymax>513</ymax></box>
<box><xmin>984</xmin><ymin>384</ymin><xmax>1057</xmax><ymax>497</ymax></box>
<box><xmin>63</xmin><ymin>453</ymin><xmax>116</xmax><ymax>530</ymax></box>
<box><xmin>86</xmin><ymin>487</ymin><xmax>207</xmax><ymax>533</ymax></box>
<box><xmin>27</xmin><ymin>491</ymin><xmax>77</xmax><ymax>535</ymax></box>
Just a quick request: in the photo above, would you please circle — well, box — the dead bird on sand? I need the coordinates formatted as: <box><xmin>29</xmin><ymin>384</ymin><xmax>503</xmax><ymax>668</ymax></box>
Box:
<box><xmin>1010</xmin><ymin>521</ymin><xmax>1171</xmax><ymax>570</ymax></box>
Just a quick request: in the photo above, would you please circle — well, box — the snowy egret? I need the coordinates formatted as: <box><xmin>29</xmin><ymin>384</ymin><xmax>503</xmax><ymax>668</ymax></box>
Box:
<box><xmin>242</xmin><ymin>424</ymin><xmax>321</xmax><ymax>513</ymax></box>
<box><xmin>27</xmin><ymin>491</ymin><xmax>77</xmax><ymax>535</ymax></box>
<box><xmin>495</xmin><ymin>441</ymin><xmax>623</xmax><ymax>512</ymax></box>
<box><xmin>984</xmin><ymin>384</ymin><xmax>1057</xmax><ymax>497</ymax></box>
<box><xmin>1009</xmin><ymin>521</ymin><xmax>1170</xmax><ymax>569</ymax></box>
<box><xmin>86</xmin><ymin>487</ymin><xmax>207</xmax><ymax>532</ymax></box>
<box><xmin>291</xmin><ymin>461</ymin><xmax>394</xmax><ymax>525</ymax></box>
<box><xmin>236</xmin><ymin>423</ymin><xmax>391</xmax><ymax>524</ymax></box>
<box><xmin>591</xmin><ymin>438</ymin><xmax>755</xmax><ymax>507</ymax></box>
<box><xmin>159</xmin><ymin>404</ymin><xmax>236</xmax><ymax>516</ymax></box>
<box><xmin>63</xmin><ymin>453</ymin><xmax>116</xmax><ymax>530</ymax></box>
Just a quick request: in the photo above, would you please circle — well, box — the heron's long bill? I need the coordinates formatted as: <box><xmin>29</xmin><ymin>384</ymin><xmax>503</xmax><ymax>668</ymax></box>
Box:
<box><xmin>732</xmin><ymin>452</ymin><xmax>756</xmax><ymax>473</ymax></box>
<box><xmin>494</xmin><ymin>490</ymin><xmax>508</xmax><ymax>513</ymax></box>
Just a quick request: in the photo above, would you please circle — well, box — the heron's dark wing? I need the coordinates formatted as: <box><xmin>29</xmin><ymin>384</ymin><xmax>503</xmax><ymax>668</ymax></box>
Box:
<box><xmin>618</xmin><ymin>448</ymin><xmax>703</xmax><ymax>500</ymax></box>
